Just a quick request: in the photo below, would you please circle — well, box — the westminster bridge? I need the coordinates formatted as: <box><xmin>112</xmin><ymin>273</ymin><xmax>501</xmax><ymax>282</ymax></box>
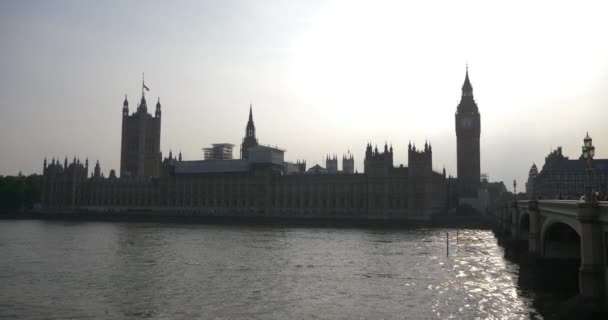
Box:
<box><xmin>493</xmin><ymin>200</ymin><xmax>608</xmax><ymax>314</ymax></box>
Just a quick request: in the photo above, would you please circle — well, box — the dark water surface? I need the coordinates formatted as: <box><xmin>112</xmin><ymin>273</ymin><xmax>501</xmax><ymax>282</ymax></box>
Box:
<box><xmin>0</xmin><ymin>220</ymin><xmax>543</xmax><ymax>319</ymax></box>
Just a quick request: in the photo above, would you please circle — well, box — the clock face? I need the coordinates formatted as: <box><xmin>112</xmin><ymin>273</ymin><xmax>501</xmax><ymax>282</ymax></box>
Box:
<box><xmin>461</xmin><ymin>117</ymin><xmax>472</xmax><ymax>128</ymax></box>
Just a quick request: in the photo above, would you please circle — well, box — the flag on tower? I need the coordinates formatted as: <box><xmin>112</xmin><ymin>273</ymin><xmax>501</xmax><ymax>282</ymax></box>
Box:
<box><xmin>143</xmin><ymin>83</ymin><xmax>150</xmax><ymax>91</ymax></box>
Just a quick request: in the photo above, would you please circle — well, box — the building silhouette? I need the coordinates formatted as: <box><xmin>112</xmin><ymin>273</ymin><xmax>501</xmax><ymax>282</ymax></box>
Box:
<box><xmin>455</xmin><ymin>66</ymin><xmax>481</xmax><ymax>198</ymax></box>
<box><xmin>526</xmin><ymin>134</ymin><xmax>608</xmax><ymax>199</ymax></box>
<box><xmin>120</xmin><ymin>80</ymin><xmax>162</xmax><ymax>178</ymax></box>
<box><xmin>342</xmin><ymin>153</ymin><xmax>354</xmax><ymax>174</ymax></box>
<box><xmin>40</xmin><ymin>73</ymin><xmax>473</xmax><ymax>219</ymax></box>
<box><xmin>204</xmin><ymin>144</ymin><xmax>235</xmax><ymax>160</ymax></box>
<box><xmin>240</xmin><ymin>104</ymin><xmax>259</xmax><ymax>160</ymax></box>
<box><xmin>326</xmin><ymin>155</ymin><xmax>338</xmax><ymax>174</ymax></box>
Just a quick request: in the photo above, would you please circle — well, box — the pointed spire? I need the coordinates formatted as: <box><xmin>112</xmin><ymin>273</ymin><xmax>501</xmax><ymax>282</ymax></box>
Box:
<box><xmin>245</xmin><ymin>103</ymin><xmax>256</xmax><ymax>138</ymax></box>
<box><xmin>123</xmin><ymin>94</ymin><xmax>129</xmax><ymax>116</ymax></box>
<box><xmin>462</xmin><ymin>64</ymin><xmax>473</xmax><ymax>97</ymax></box>
<box><xmin>178</xmin><ymin>151</ymin><xmax>182</xmax><ymax>162</ymax></box>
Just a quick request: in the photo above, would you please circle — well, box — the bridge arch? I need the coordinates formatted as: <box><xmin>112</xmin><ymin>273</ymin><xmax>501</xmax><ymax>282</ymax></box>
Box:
<box><xmin>540</xmin><ymin>218</ymin><xmax>581</xmax><ymax>259</ymax></box>
<box><xmin>538</xmin><ymin>218</ymin><xmax>582</xmax><ymax>293</ymax></box>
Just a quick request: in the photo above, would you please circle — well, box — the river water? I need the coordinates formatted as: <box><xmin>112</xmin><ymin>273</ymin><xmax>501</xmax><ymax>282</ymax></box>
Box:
<box><xmin>0</xmin><ymin>220</ymin><xmax>545</xmax><ymax>319</ymax></box>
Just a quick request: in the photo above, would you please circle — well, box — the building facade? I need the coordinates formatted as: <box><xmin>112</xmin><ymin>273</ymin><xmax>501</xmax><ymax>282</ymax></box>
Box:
<box><xmin>526</xmin><ymin>135</ymin><xmax>608</xmax><ymax>200</ymax></box>
<box><xmin>120</xmin><ymin>89</ymin><xmax>162</xmax><ymax>178</ymax></box>
<box><xmin>41</xmin><ymin>78</ymin><xmax>457</xmax><ymax>220</ymax></box>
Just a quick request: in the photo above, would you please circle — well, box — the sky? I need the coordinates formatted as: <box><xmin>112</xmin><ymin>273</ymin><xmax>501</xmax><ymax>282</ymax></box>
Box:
<box><xmin>1</xmin><ymin>0</ymin><xmax>608</xmax><ymax>190</ymax></box>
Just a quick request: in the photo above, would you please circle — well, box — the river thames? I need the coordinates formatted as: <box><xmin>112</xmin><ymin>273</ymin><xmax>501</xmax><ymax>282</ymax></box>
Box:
<box><xmin>0</xmin><ymin>220</ymin><xmax>547</xmax><ymax>319</ymax></box>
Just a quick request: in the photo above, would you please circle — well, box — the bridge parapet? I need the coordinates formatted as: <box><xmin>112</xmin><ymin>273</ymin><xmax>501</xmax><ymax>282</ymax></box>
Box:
<box><xmin>505</xmin><ymin>199</ymin><xmax>607</xmax><ymax>307</ymax></box>
<box><xmin>537</xmin><ymin>200</ymin><xmax>580</xmax><ymax>218</ymax></box>
<box><xmin>596</xmin><ymin>202</ymin><xmax>608</xmax><ymax>223</ymax></box>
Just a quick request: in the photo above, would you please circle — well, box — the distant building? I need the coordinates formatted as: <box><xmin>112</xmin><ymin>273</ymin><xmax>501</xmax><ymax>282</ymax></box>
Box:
<box><xmin>120</xmin><ymin>85</ymin><xmax>162</xmax><ymax>177</ymax></box>
<box><xmin>527</xmin><ymin>134</ymin><xmax>608</xmax><ymax>199</ymax></box>
<box><xmin>248</xmin><ymin>145</ymin><xmax>284</xmax><ymax>165</ymax></box>
<box><xmin>41</xmin><ymin>77</ymin><xmax>455</xmax><ymax>220</ymax></box>
<box><xmin>525</xmin><ymin>163</ymin><xmax>538</xmax><ymax>199</ymax></box>
<box><xmin>455</xmin><ymin>67</ymin><xmax>481</xmax><ymax>198</ymax></box>
<box><xmin>326</xmin><ymin>155</ymin><xmax>338</xmax><ymax>174</ymax></box>
<box><xmin>203</xmin><ymin>143</ymin><xmax>234</xmax><ymax>160</ymax></box>
<box><xmin>307</xmin><ymin>164</ymin><xmax>327</xmax><ymax>174</ymax></box>
<box><xmin>342</xmin><ymin>153</ymin><xmax>354</xmax><ymax>174</ymax></box>
<box><xmin>284</xmin><ymin>160</ymin><xmax>306</xmax><ymax>175</ymax></box>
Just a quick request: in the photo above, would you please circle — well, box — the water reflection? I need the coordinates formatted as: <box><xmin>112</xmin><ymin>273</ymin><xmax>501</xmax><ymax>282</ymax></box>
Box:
<box><xmin>0</xmin><ymin>221</ymin><xmax>547</xmax><ymax>319</ymax></box>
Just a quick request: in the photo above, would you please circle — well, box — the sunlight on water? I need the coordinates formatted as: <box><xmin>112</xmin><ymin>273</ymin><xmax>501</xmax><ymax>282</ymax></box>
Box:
<box><xmin>0</xmin><ymin>221</ymin><xmax>544</xmax><ymax>319</ymax></box>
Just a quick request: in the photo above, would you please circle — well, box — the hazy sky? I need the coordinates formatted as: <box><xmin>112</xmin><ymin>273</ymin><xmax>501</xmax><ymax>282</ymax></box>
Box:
<box><xmin>1</xmin><ymin>0</ymin><xmax>608</xmax><ymax>189</ymax></box>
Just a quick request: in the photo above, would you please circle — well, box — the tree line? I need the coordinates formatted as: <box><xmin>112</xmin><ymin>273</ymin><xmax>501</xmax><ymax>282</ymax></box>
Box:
<box><xmin>0</xmin><ymin>174</ymin><xmax>42</xmax><ymax>211</ymax></box>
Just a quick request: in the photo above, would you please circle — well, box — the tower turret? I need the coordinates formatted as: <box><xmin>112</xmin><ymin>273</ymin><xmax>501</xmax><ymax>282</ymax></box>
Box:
<box><xmin>123</xmin><ymin>95</ymin><xmax>129</xmax><ymax>116</ymax></box>
<box><xmin>120</xmin><ymin>76</ymin><xmax>162</xmax><ymax>177</ymax></box>
<box><xmin>364</xmin><ymin>141</ymin><xmax>393</xmax><ymax>175</ymax></box>
<box><xmin>155</xmin><ymin>98</ymin><xmax>161</xmax><ymax>118</ymax></box>
<box><xmin>94</xmin><ymin>160</ymin><xmax>101</xmax><ymax>178</ymax></box>
<box><xmin>342</xmin><ymin>152</ymin><xmax>354</xmax><ymax>174</ymax></box>
<box><xmin>138</xmin><ymin>95</ymin><xmax>147</xmax><ymax>114</ymax></box>
<box><xmin>326</xmin><ymin>154</ymin><xmax>338</xmax><ymax>173</ymax></box>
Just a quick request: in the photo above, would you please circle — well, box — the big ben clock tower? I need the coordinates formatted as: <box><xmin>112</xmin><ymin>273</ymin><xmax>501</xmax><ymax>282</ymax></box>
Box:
<box><xmin>455</xmin><ymin>66</ymin><xmax>481</xmax><ymax>198</ymax></box>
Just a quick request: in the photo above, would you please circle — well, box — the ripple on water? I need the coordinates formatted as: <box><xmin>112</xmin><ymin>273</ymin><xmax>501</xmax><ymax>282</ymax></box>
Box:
<box><xmin>0</xmin><ymin>222</ymin><xmax>544</xmax><ymax>320</ymax></box>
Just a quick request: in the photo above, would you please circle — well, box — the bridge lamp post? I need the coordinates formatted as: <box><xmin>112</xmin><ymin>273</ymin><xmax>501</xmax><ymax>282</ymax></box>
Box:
<box><xmin>581</xmin><ymin>132</ymin><xmax>595</xmax><ymax>203</ymax></box>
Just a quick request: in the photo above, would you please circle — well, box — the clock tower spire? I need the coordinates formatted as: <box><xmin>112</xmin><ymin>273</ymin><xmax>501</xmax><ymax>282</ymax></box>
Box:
<box><xmin>455</xmin><ymin>65</ymin><xmax>481</xmax><ymax>198</ymax></box>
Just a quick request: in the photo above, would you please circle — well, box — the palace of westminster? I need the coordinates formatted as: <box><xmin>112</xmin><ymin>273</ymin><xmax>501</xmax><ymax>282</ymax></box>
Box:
<box><xmin>40</xmin><ymin>69</ymin><xmax>482</xmax><ymax>220</ymax></box>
